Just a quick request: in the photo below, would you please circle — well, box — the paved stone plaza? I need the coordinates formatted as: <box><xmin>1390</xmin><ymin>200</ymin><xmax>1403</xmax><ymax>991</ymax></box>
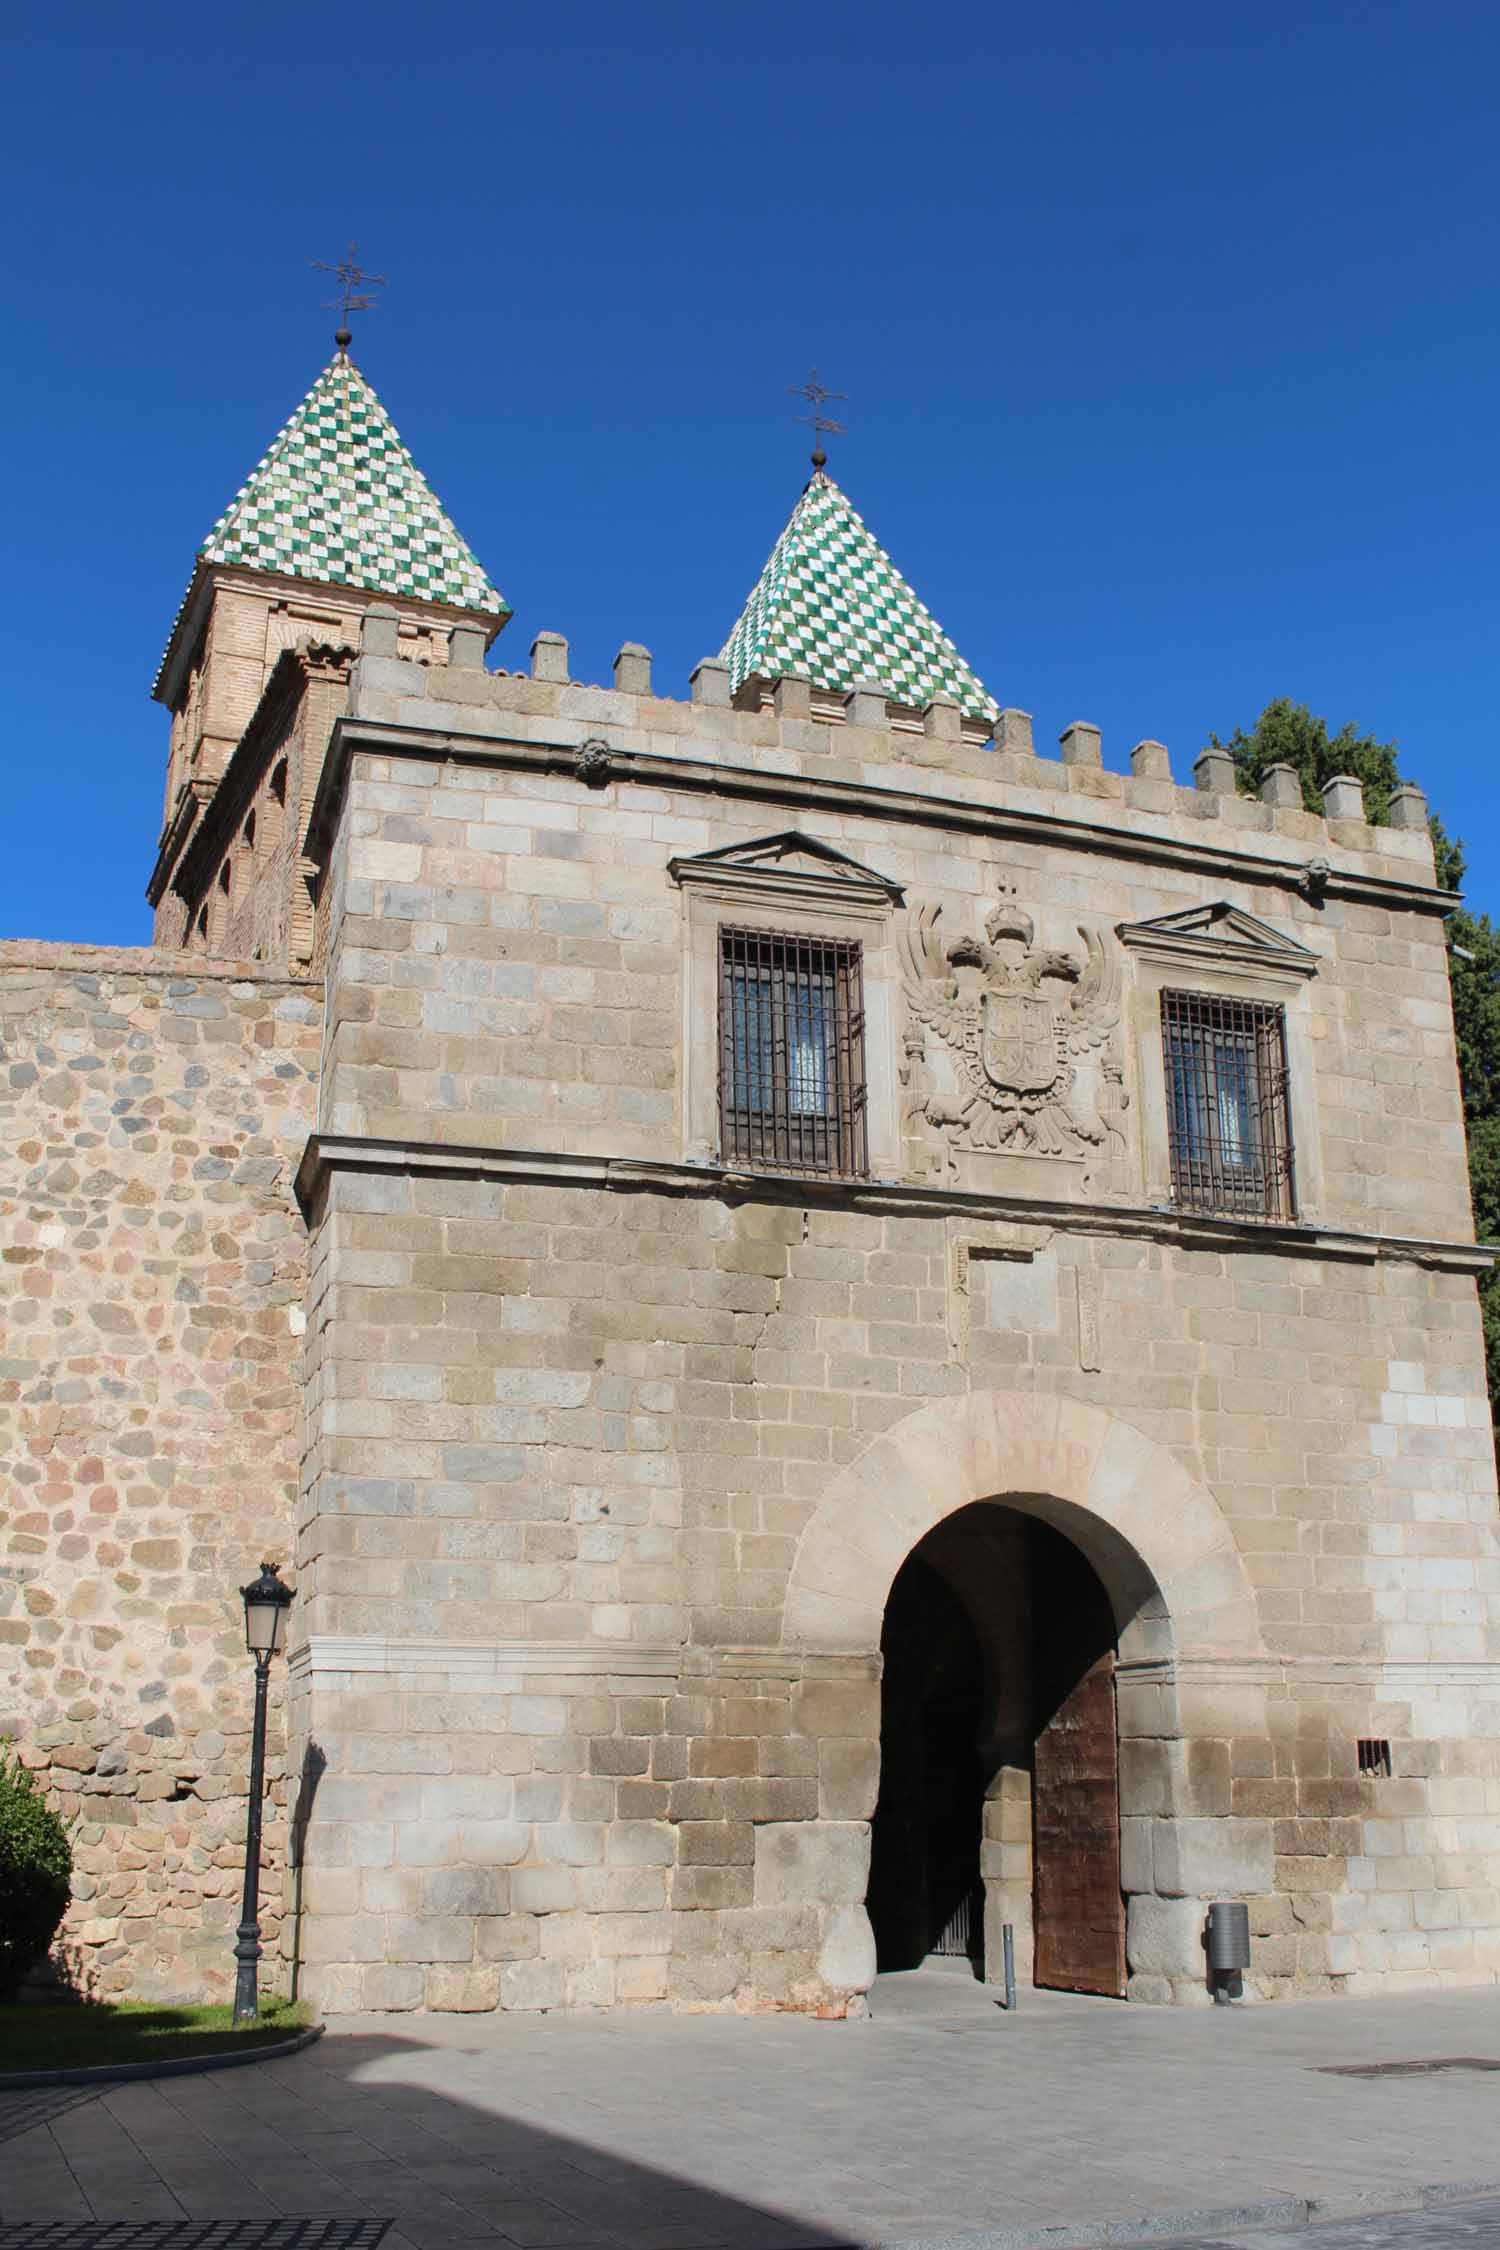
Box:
<box><xmin>5</xmin><ymin>1984</ymin><xmax>1500</xmax><ymax>2248</ymax></box>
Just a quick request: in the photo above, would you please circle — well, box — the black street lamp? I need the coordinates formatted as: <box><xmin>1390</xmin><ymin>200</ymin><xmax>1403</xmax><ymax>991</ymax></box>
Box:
<box><xmin>233</xmin><ymin>1561</ymin><xmax>295</xmax><ymax>2025</ymax></box>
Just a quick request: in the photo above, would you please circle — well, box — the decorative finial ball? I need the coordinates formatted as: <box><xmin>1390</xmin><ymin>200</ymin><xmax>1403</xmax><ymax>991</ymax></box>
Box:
<box><xmin>335</xmin><ymin>326</ymin><xmax>352</xmax><ymax>351</ymax></box>
<box><xmin>811</xmin><ymin>444</ymin><xmax>827</xmax><ymax>470</ymax></box>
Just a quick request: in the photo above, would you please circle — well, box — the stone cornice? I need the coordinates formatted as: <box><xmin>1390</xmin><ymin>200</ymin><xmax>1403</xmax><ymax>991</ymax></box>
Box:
<box><xmin>0</xmin><ymin>939</ymin><xmax>317</xmax><ymax>986</ymax></box>
<box><xmin>286</xmin><ymin>1635</ymin><xmax>1500</xmax><ymax>1693</ymax></box>
<box><xmin>295</xmin><ymin>1130</ymin><xmax>1495</xmax><ymax>1274</ymax></box>
<box><xmin>154</xmin><ymin>559</ymin><xmax>503</xmax><ymax>709</ymax></box>
<box><xmin>146</xmin><ymin>778</ymin><xmax>215</xmax><ymax>907</ymax></box>
<box><xmin>307</xmin><ymin>716</ymin><xmax>1454</xmax><ymax>918</ymax></box>
<box><xmin>290</xmin><ymin>1635</ymin><xmax>683</xmax><ymax>1681</ymax></box>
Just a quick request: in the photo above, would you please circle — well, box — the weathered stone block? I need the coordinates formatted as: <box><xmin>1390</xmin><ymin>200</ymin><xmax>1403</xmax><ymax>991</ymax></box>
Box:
<box><xmin>500</xmin><ymin>1958</ymin><xmax>567</xmax><ymax>2010</ymax></box>
<box><xmin>1130</xmin><ymin>739</ymin><xmax>1171</xmax><ymax>779</ymax></box>
<box><xmin>1126</xmin><ymin>1894</ymin><xmax>1207</xmax><ymax>1984</ymax></box>
<box><xmin>792</xmin><ymin>1681</ymin><xmax>878</xmax><ymax>1739</ymax></box>
<box><xmin>425</xmin><ymin>1964</ymin><xmax>501</xmax><ymax>2009</ymax></box>
<box><xmin>1260</xmin><ymin>762</ymin><xmax>1302</xmax><ymax>808</ymax></box>
<box><xmin>531</xmin><ymin>631</ymin><xmax>568</xmax><ymax>684</ymax></box>
<box><xmin>361</xmin><ymin>1964</ymin><xmax>424</xmax><ymax>2010</ymax></box>
<box><xmin>1152</xmin><ymin>1817</ymin><xmax>1274</xmax><ymax>1898</ymax></box>
<box><xmin>613</xmin><ymin>643</ymin><xmax>651</xmax><ymax>695</ymax></box>
<box><xmin>386</xmin><ymin>1914</ymin><xmax>474</xmax><ymax>1963</ymax></box>
<box><xmin>1322</xmin><ymin>774</ymin><xmax>1365</xmax><ymax>820</ymax></box>
<box><xmin>689</xmin><ymin>657</ymin><xmax>731</xmax><ymax>706</ymax></box>
<box><xmin>818</xmin><ymin>1738</ymin><xmax>880</xmax><ymax>1820</ymax></box>
<box><xmin>477</xmin><ymin>1912</ymin><xmax>541</xmax><ymax>1961</ymax></box>
<box><xmin>1059</xmin><ymin>721</ymin><xmax>1102</xmax><ymax>768</ymax></box>
<box><xmin>753</xmin><ymin>1821</ymin><xmax>870</xmax><ymax>1907</ymax></box>
<box><xmin>421</xmin><ymin>1866</ymin><xmax>509</xmax><ymax>1916</ymax></box>
<box><xmin>816</xmin><ymin>1903</ymin><xmax>876</xmax><ymax>1992</ymax></box>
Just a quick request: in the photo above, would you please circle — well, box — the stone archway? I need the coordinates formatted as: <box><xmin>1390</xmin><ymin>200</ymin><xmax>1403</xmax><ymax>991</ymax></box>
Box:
<box><xmin>785</xmin><ymin>1391</ymin><xmax>1260</xmax><ymax>1661</ymax></box>
<box><xmin>778</xmin><ymin>1391</ymin><xmax>1268</xmax><ymax>2008</ymax></box>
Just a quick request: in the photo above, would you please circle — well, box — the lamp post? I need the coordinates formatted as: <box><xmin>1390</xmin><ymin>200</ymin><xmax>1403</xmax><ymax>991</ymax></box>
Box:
<box><xmin>233</xmin><ymin>1561</ymin><xmax>294</xmax><ymax>2025</ymax></box>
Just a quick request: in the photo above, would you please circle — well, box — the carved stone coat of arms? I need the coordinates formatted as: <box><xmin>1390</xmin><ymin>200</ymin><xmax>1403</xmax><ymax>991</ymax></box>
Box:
<box><xmin>897</xmin><ymin>894</ymin><xmax>1128</xmax><ymax>1182</ymax></box>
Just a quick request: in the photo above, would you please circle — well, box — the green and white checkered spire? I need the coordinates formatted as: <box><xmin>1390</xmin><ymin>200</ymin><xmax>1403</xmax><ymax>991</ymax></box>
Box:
<box><xmin>720</xmin><ymin>471</ymin><xmax>996</xmax><ymax>722</ymax></box>
<box><xmin>195</xmin><ymin>351</ymin><xmax>507</xmax><ymax>618</ymax></box>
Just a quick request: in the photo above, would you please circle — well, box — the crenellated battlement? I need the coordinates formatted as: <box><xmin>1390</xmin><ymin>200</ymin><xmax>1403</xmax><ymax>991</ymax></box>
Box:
<box><xmin>338</xmin><ymin>607</ymin><xmax>1437</xmax><ymax>897</ymax></box>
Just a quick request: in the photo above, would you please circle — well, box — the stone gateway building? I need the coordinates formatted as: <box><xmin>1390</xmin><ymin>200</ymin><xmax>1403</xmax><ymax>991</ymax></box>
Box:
<box><xmin>4</xmin><ymin>341</ymin><xmax>1499</xmax><ymax>2017</ymax></box>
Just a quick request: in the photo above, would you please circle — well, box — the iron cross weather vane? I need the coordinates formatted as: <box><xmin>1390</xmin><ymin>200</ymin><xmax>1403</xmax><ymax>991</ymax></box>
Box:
<box><xmin>788</xmin><ymin>368</ymin><xmax>847</xmax><ymax>472</ymax></box>
<box><xmin>312</xmin><ymin>242</ymin><xmax>387</xmax><ymax>353</ymax></box>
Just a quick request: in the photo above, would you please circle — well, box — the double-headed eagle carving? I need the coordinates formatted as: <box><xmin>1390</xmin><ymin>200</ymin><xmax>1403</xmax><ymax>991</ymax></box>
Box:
<box><xmin>897</xmin><ymin>895</ymin><xmax>1127</xmax><ymax>1166</ymax></box>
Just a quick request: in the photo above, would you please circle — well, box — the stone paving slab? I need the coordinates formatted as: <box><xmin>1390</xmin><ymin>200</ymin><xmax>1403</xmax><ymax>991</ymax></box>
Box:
<box><xmin>1138</xmin><ymin>2194</ymin><xmax>1500</xmax><ymax>2247</ymax></box>
<box><xmin>4</xmin><ymin>1983</ymin><xmax>1500</xmax><ymax>2248</ymax></box>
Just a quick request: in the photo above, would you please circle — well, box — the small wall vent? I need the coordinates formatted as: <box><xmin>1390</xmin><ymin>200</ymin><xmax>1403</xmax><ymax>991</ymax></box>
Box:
<box><xmin>1357</xmin><ymin>1738</ymin><xmax>1392</xmax><ymax>1778</ymax></box>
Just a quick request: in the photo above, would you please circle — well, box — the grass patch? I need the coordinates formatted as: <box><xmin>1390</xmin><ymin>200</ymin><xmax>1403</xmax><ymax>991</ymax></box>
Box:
<box><xmin>0</xmin><ymin>1992</ymin><xmax>312</xmax><ymax>2072</ymax></box>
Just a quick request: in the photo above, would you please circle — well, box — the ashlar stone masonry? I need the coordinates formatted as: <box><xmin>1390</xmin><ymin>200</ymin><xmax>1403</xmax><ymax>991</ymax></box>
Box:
<box><xmin>278</xmin><ymin>640</ymin><xmax>1499</xmax><ymax>2014</ymax></box>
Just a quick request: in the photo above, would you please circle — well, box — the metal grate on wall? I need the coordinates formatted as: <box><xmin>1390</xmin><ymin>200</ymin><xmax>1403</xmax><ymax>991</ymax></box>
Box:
<box><xmin>1161</xmin><ymin>989</ymin><xmax>1295</xmax><ymax>1220</ymax></box>
<box><xmin>718</xmin><ymin>926</ymin><xmax>868</xmax><ymax>1176</ymax></box>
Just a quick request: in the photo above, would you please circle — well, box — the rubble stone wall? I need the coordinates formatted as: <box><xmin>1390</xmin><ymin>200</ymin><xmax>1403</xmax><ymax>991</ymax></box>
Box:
<box><xmin>0</xmin><ymin>944</ymin><xmax>320</xmax><ymax>2001</ymax></box>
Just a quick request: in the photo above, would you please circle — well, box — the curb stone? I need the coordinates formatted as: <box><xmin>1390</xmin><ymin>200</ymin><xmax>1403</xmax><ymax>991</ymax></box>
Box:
<box><xmin>0</xmin><ymin>2021</ymin><xmax>323</xmax><ymax>2091</ymax></box>
<box><xmin>872</xmin><ymin>2176</ymin><xmax>1500</xmax><ymax>2249</ymax></box>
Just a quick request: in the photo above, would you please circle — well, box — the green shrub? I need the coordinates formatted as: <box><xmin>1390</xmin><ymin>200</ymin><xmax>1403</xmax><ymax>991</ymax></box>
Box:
<box><xmin>0</xmin><ymin>1744</ymin><xmax>72</xmax><ymax>1998</ymax></box>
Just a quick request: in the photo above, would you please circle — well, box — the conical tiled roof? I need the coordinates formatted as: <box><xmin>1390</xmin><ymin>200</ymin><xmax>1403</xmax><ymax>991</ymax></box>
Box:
<box><xmin>720</xmin><ymin>471</ymin><xmax>995</xmax><ymax>722</ymax></box>
<box><xmin>195</xmin><ymin>351</ymin><xmax>507</xmax><ymax>617</ymax></box>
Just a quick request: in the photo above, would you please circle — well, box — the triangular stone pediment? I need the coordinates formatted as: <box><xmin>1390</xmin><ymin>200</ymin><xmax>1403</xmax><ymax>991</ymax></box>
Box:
<box><xmin>1117</xmin><ymin>900</ymin><xmax>1319</xmax><ymax>975</ymax></box>
<box><xmin>668</xmin><ymin>830</ymin><xmax>903</xmax><ymax>905</ymax></box>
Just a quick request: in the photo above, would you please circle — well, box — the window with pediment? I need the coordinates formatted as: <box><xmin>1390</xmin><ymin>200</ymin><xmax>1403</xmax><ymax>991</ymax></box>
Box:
<box><xmin>718</xmin><ymin>926</ymin><xmax>868</xmax><ymax>1176</ymax></box>
<box><xmin>1119</xmin><ymin>900</ymin><xmax>1319</xmax><ymax>1223</ymax></box>
<box><xmin>1160</xmin><ymin>989</ymin><xmax>1295</xmax><ymax>1219</ymax></box>
<box><xmin>671</xmin><ymin>831</ymin><xmax>901</xmax><ymax>1179</ymax></box>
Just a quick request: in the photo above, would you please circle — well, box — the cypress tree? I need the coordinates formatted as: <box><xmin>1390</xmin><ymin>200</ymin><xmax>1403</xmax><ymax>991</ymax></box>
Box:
<box><xmin>1207</xmin><ymin>702</ymin><xmax>1500</xmax><ymax>1437</ymax></box>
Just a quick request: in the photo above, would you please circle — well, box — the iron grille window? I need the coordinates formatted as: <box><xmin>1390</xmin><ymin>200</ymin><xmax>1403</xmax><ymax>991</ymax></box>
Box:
<box><xmin>718</xmin><ymin>926</ymin><xmax>868</xmax><ymax>1176</ymax></box>
<box><xmin>1161</xmin><ymin>989</ymin><xmax>1295</xmax><ymax>1219</ymax></box>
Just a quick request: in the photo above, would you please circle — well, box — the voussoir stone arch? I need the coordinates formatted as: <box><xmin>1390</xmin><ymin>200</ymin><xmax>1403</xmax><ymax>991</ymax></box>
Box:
<box><xmin>782</xmin><ymin>1388</ymin><xmax>1262</xmax><ymax>1660</ymax></box>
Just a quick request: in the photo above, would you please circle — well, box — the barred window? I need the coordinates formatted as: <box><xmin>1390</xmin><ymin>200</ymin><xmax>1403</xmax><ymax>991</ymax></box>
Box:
<box><xmin>1161</xmin><ymin>990</ymin><xmax>1295</xmax><ymax>1219</ymax></box>
<box><xmin>718</xmin><ymin>927</ymin><xmax>867</xmax><ymax>1175</ymax></box>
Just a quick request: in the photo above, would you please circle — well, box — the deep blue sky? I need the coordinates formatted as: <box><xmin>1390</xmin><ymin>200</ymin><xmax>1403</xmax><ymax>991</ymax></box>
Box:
<box><xmin>5</xmin><ymin>2</ymin><xmax>1497</xmax><ymax>943</ymax></box>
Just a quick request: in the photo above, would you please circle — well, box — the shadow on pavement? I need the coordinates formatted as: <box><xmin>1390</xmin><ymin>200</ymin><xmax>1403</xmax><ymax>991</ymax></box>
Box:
<box><xmin>0</xmin><ymin>2087</ymin><xmax>105</xmax><ymax>2150</ymax></box>
<box><xmin>0</xmin><ymin>2027</ymin><xmax>857</xmax><ymax>2248</ymax></box>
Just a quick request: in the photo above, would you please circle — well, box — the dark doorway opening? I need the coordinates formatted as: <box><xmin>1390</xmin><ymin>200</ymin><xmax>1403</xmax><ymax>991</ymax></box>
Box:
<box><xmin>866</xmin><ymin>1502</ymin><xmax>1126</xmax><ymax>1997</ymax></box>
<box><xmin>868</xmin><ymin>1555</ymin><xmax>985</xmax><ymax>1972</ymax></box>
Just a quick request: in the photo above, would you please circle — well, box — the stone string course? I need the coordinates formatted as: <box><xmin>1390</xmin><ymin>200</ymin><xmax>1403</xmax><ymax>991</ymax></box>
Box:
<box><xmin>0</xmin><ymin>945</ymin><xmax>319</xmax><ymax>2000</ymax></box>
